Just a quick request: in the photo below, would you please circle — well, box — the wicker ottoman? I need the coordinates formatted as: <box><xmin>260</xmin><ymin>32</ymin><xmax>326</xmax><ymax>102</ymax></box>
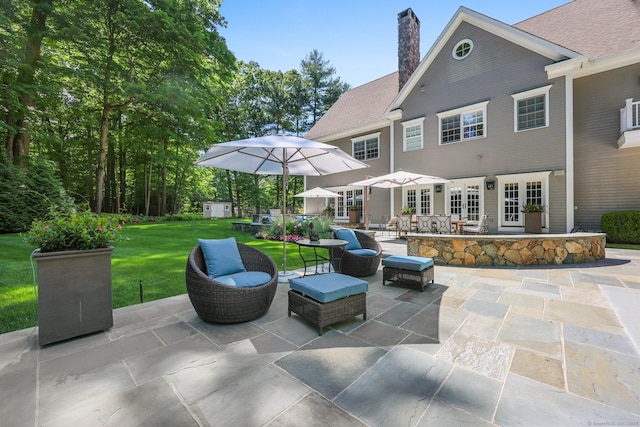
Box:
<box><xmin>288</xmin><ymin>273</ymin><xmax>368</xmax><ymax>335</ymax></box>
<box><xmin>382</xmin><ymin>255</ymin><xmax>434</xmax><ymax>291</ymax></box>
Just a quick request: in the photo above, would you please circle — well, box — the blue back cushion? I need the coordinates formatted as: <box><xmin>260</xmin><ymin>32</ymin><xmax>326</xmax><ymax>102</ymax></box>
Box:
<box><xmin>198</xmin><ymin>237</ymin><xmax>246</xmax><ymax>278</ymax></box>
<box><xmin>334</xmin><ymin>228</ymin><xmax>362</xmax><ymax>250</ymax></box>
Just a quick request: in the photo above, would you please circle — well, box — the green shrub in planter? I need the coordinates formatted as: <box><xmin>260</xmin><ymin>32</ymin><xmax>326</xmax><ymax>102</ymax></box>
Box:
<box><xmin>23</xmin><ymin>204</ymin><xmax>122</xmax><ymax>252</ymax></box>
<box><xmin>601</xmin><ymin>211</ymin><xmax>640</xmax><ymax>244</ymax></box>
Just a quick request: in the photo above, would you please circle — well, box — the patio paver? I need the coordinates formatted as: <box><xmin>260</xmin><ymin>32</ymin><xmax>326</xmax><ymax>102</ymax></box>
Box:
<box><xmin>0</xmin><ymin>242</ymin><xmax>639</xmax><ymax>426</ymax></box>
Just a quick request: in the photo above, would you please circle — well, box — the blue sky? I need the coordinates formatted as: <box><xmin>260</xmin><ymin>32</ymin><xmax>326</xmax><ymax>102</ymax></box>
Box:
<box><xmin>218</xmin><ymin>0</ymin><xmax>570</xmax><ymax>88</ymax></box>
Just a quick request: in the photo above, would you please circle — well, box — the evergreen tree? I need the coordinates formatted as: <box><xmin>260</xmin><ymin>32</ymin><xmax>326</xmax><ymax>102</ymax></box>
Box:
<box><xmin>300</xmin><ymin>49</ymin><xmax>350</xmax><ymax>129</ymax></box>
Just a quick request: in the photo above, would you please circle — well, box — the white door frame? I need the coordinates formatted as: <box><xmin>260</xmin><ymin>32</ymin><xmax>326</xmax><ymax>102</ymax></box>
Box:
<box><xmin>446</xmin><ymin>177</ymin><xmax>485</xmax><ymax>224</ymax></box>
<box><xmin>496</xmin><ymin>171</ymin><xmax>551</xmax><ymax>232</ymax></box>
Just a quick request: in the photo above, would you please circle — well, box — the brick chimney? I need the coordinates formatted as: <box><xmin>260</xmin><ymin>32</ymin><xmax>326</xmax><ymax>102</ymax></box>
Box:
<box><xmin>398</xmin><ymin>8</ymin><xmax>420</xmax><ymax>91</ymax></box>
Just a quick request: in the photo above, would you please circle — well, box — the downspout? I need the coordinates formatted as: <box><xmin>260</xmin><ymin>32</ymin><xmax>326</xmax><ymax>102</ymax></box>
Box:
<box><xmin>565</xmin><ymin>73</ymin><xmax>575</xmax><ymax>232</ymax></box>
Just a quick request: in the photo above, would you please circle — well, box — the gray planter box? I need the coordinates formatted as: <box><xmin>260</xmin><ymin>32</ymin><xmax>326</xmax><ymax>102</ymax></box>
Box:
<box><xmin>33</xmin><ymin>247</ymin><xmax>114</xmax><ymax>345</ymax></box>
<box><xmin>524</xmin><ymin>212</ymin><xmax>543</xmax><ymax>233</ymax></box>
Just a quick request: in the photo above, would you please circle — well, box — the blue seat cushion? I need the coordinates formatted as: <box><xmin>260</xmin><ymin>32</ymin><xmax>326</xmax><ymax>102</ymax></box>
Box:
<box><xmin>216</xmin><ymin>271</ymin><xmax>272</xmax><ymax>288</ymax></box>
<box><xmin>198</xmin><ymin>237</ymin><xmax>246</xmax><ymax>278</ymax></box>
<box><xmin>348</xmin><ymin>248</ymin><xmax>378</xmax><ymax>257</ymax></box>
<box><xmin>289</xmin><ymin>273</ymin><xmax>368</xmax><ymax>303</ymax></box>
<box><xmin>334</xmin><ymin>228</ymin><xmax>362</xmax><ymax>250</ymax></box>
<box><xmin>382</xmin><ymin>255</ymin><xmax>434</xmax><ymax>271</ymax></box>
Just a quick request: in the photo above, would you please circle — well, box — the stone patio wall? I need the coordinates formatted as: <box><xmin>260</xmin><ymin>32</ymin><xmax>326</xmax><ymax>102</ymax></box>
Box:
<box><xmin>406</xmin><ymin>233</ymin><xmax>606</xmax><ymax>266</ymax></box>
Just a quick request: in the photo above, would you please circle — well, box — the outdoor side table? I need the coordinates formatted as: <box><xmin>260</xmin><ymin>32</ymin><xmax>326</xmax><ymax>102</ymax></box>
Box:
<box><xmin>296</xmin><ymin>238</ymin><xmax>348</xmax><ymax>276</ymax></box>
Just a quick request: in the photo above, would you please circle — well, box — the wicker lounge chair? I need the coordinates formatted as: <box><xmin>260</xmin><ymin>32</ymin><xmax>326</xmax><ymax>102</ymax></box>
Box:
<box><xmin>186</xmin><ymin>243</ymin><xmax>278</xmax><ymax>323</ymax></box>
<box><xmin>330</xmin><ymin>230</ymin><xmax>382</xmax><ymax>277</ymax></box>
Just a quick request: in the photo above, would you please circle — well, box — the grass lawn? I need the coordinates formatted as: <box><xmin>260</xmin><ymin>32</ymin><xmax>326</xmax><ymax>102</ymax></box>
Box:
<box><xmin>606</xmin><ymin>243</ymin><xmax>640</xmax><ymax>250</ymax></box>
<box><xmin>0</xmin><ymin>219</ymin><xmax>317</xmax><ymax>335</ymax></box>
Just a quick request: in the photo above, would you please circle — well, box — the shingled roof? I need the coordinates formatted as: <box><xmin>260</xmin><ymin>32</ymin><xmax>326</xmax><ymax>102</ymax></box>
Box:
<box><xmin>515</xmin><ymin>0</ymin><xmax>640</xmax><ymax>59</ymax></box>
<box><xmin>305</xmin><ymin>72</ymin><xmax>399</xmax><ymax>141</ymax></box>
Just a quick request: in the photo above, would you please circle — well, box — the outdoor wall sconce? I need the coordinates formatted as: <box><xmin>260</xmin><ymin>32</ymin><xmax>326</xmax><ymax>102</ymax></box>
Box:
<box><xmin>486</xmin><ymin>179</ymin><xmax>495</xmax><ymax>190</ymax></box>
<box><xmin>435</xmin><ymin>184</ymin><xmax>443</xmax><ymax>193</ymax></box>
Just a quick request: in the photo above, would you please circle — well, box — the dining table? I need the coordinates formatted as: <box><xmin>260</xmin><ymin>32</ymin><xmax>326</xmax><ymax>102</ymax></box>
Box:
<box><xmin>451</xmin><ymin>220</ymin><xmax>467</xmax><ymax>234</ymax></box>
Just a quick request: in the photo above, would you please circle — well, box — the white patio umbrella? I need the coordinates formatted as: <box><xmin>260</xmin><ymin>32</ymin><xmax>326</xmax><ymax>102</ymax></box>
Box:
<box><xmin>294</xmin><ymin>187</ymin><xmax>342</xmax><ymax>214</ymax></box>
<box><xmin>350</xmin><ymin>171</ymin><xmax>451</xmax><ymax>229</ymax></box>
<box><xmin>293</xmin><ymin>187</ymin><xmax>341</xmax><ymax>198</ymax></box>
<box><xmin>350</xmin><ymin>171</ymin><xmax>451</xmax><ymax>188</ymax></box>
<box><xmin>196</xmin><ymin>135</ymin><xmax>368</xmax><ymax>282</ymax></box>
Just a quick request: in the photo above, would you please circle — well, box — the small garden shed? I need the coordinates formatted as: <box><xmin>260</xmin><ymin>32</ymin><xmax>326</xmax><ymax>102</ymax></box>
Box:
<box><xmin>203</xmin><ymin>200</ymin><xmax>231</xmax><ymax>218</ymax></box>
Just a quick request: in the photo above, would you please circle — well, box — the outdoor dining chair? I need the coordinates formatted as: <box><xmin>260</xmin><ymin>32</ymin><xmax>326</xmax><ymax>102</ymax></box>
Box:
<box><xmin>463</xmin><ymin>214</ymin><xmax>489</xmax><ymax>234</ymax></box>
<box><xmin>397</xmin><ymin>215</ymin><xmax>412</xmax><ymax>237</ymax></box>
<box><xmin>416</xmin><ymin>215</ymin><xmax>432</xmax><ymax>233</ymax></box>
<box><xmin>432</xmin><ymin>215</ymin><xmax>452</xmax><ymax>234</ymax></box>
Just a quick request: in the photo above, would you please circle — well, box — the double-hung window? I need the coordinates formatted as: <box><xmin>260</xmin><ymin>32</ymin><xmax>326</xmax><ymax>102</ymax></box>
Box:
<box><xmin>402</xmin><ymin>117</ymin><xmax>424</xmax><ymax>151</ymax></box>
<box><xmin>512</xmin><ymin>85</ymin><xmax>551</xmax><ymax>132</ymax></box>
<box><xmin>352</xmin><ymin>133</ymin><xmax>380</xmax><ymax>161</ymax></box>
<box><xmin>437</xmin><ymin>101</ymin><xmax>488</xmax><ymax>144</ymax></box>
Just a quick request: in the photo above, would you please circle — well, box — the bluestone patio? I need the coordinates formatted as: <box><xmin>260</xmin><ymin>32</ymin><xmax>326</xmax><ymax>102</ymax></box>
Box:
<box><xmin>1</xmin><ymin>239</ymin><xmax>639</xmax><ymax>426</ymax></box>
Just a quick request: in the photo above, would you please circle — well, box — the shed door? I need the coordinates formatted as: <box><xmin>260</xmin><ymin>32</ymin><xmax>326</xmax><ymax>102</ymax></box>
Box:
<box><xmin>211</xmin><ymin>204</ymin><xmax>225</xmax><ymax>217</ymax></box>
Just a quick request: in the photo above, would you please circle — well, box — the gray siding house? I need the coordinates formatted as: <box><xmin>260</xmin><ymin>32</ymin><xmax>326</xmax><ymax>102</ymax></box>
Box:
<box><xmin>304</xmin><ymin>1</ymin><xmax>640</xmax><ymax>233</ymax></box>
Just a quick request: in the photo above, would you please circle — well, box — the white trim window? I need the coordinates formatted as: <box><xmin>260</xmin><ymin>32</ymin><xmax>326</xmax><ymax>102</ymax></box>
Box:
<box><xmin>512</xmin><ymin>85</ymin><xmax>551</xmax><ymax>132</ymax></box>
<box><xmin>437</xmin><ymin>101</ymin><xmax>488</xmax><ymax>145</ymax></box>
<box><xmin>402</xmin><ymin>117</ymin><xmax>424</xmax><ymax>151</ymax></box>
<box><xmin>452</xmin><ymin>39</ymin><xmax>473</xmax><ymax>60</ymax></box>
<box><xmin>496</xmin><ymin>171</ymin><xmax>551</xmax><ymax>231</ymax></box>
<box><xmin>351</xmin><ymin>133</ymin><xmax>380</xmax><ymax>161</ymax></box>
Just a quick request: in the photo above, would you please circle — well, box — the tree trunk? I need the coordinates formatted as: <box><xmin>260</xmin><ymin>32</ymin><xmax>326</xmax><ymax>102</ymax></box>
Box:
<box><xmin>85</xmin><ymin>125</ymin><xmax>94</xmax><ymax>208</ymax></box>
<box><xmin>225</xmin><ymin>170</ymin><xmax>234</xmax><ymax>217</ymax></box>
<box><xmin>253</xmin><ymin>175</ymin><xmax>261</xmax><ymax>214</ymax></box>
<box><xmin>118</xmin><ymin>138</ymin><xmax>126</xmax><ymax>213</ymax></box>
<box><xmin>173</xmin><ymin>165</ymin><xmax>186</xmax><ymax>215</ymax></box>
<box><xmin>233</xmin><ymin>171</ymin><xmax>242</xmax><ymax>217</ymax></box>
<box><xmin>95</xmin><ymin>96</ymin><xmax>110</xmax><ymax>214</ymax></box>
<box><xmin>4</xmin><ymin>73</ymin><xmax>15</xmax><ymax>161</ymax></box>
<box><xmin>292</xmin><ymin>176</ymin><xmax>301</xmax><ymax>212</ymax></box>
<box><xmin>106</xmin><ymin>123</ymin><xmax>116</xmax><ymax>213</ymax></box>
<box><xmin>5</xmin><ymin>0</ymin><xmax>52</xmax><ymax>163</ymax></box>
<box><xmin>159</xmin><ymin>139</ymin><xmax>168</xmax><ymax>216</ymax></box>
<box><xmin>144</xmin><ymin>156</ymin><xmax>153</xmax><ymax>216</ymax></box>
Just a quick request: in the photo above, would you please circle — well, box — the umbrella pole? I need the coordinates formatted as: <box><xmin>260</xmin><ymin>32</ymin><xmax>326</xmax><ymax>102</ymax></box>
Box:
<box><xmin>278</xmin><ymin>153</ymin><xmax>299</xmax><ymax>283</ymax></box>
<box><xmin>282</xmin><ymin>164</ymin><xmax>287</xmax><ymax>273</ymax></box>
<box><xmin>365</xmin><ymin>185</ymin><xmax>369</xmax><ymax>230</ymax></box>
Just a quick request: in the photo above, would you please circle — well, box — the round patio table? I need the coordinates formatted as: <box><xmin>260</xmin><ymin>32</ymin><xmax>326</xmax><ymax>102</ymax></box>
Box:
<box><xmin>295</xmin><ymin>238</ymin><xmax>348</xmax><ymax>276</ymax></box>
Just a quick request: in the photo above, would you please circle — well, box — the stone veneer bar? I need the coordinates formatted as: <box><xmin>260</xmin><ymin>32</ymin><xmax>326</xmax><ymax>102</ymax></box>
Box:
<box><xmin>406</xmin><ymin>233</ymin><xmax>606</xmax><ymax>266</ymax></box>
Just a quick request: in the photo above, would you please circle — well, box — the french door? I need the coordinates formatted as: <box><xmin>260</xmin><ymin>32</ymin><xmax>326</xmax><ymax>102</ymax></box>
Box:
<box><xmin>404</xmin><ymin>187</ymin><xmax>432</xmax><ymax>215</ymax></box>
<box><xmin>497</xmin><ymin>172</ymin><xmax>549</xmax><ymax>229</ymax></box>
<box><xmin>335</xmin><ymin>188</ymin><xmax>363</xmax><ymax>219</ymax></box>
<box><xmin>448</xmin><ymin>179</ymin><xmax>483</xmax><ymax>223</ymax></box>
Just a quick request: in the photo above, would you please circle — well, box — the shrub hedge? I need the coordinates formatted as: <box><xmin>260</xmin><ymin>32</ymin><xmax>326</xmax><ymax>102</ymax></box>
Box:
<box><xmin>601</xmin><ymin>211</ymin><xmax>640</xmax><ymax>244</ymax></box>
<box><xmin>0</xmin><ymin>160</ymin><xmax>73</xmax><ymax>234</ymax></box>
